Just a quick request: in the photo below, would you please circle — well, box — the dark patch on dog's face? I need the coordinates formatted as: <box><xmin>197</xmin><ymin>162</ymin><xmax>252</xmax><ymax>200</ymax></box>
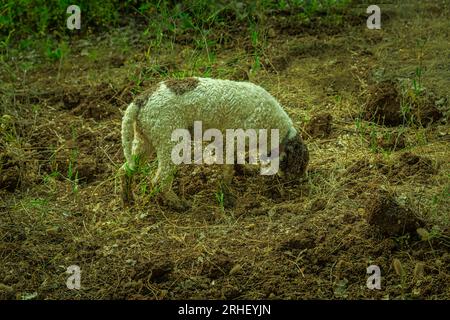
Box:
<box><xmin>165</xmin><ymin>77</ymin><xmax>199</xmax><ymax>95</ymax></box>
<box><xmin>279</xmin><ymin>132</ymin><xmax>309</xmax><ymax>177</ymax></box>
<box><xmin>134</xmin><ymin>83</ymin><xmax>158</xmax><ymax>108</ymax></box>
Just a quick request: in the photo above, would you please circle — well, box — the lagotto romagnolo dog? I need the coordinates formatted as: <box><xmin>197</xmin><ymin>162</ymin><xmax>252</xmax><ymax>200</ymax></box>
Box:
<box><xmin>120</xmin><ymin>77</ymin><xmax>309</xmax><ymax>210</ymax></box>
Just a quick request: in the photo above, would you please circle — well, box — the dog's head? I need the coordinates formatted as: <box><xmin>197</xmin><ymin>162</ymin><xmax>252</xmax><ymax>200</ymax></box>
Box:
<box><xmin>279</xmin><ymin>130</ymin><xmax>309</xmax><ymax>177</ymax></box>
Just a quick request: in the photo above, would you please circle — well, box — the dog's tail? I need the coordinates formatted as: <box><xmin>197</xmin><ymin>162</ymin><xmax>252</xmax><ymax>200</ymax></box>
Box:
<box><xmin>121</xmin><ymin>102</ymin><xmax>139</xmax><ymax>167</ymax></box>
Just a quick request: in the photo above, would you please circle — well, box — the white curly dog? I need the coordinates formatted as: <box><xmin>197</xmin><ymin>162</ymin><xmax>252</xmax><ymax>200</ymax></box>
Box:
<box><xmin>120</xmin><ymin>77</ymin><xmax>309</xmax><ymax>210</ymax></box>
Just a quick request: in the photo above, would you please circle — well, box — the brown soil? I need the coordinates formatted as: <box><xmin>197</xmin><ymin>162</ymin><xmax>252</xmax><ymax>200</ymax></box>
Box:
<box><xmin>364</xmin><ymin>81</ymin><xmax>403</xmax><ymax>126</ymax></box>
<box><xmin>382</xmin><ymin>152</ymin><xmax>436</xmax><ymax>183</ymax></box>
<box><xmin>305</xmin><ymin>113</ymin><xmax>333</xmax><ymax>139</ymax></box>
<box><xmin>363</xmin><ymin>81</ymin><xmax>444</xmax><ymax>127</ymax></box>
<box><xmin>375</xmin><ymin>131</ymin><xmax>406</xmax><ymax>152</ymax></box>
<box><xmin>365</xmin><ymin>188</ymin><xmax>424</xmax><ymax>237</ymax></box>
<box><xmin>0</xmin><ymin>1</ymin><xmax>449</xmax><ymax>300</ymax></box>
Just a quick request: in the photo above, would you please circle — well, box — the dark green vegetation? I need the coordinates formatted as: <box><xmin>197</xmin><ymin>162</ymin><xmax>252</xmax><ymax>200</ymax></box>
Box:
<box><xmin>1</xmin><ymin>1</ymin><xmax>449</xmax><ymax>299</ymax></box>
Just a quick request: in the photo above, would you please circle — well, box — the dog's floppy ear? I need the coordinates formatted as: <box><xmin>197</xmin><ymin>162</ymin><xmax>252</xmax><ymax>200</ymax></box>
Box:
<box><xmin>280</xmin><ymin>132</ymin><xmax>309</xmax><ymax>177</ymax></box>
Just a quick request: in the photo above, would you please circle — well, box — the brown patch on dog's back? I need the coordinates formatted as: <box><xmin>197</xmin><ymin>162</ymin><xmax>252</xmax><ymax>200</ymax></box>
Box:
<box><xmin>165</xmin><ymin>77</ymin><xmax>199</xmax><ymax>95</ymax></box>
<box><xmin>134</xmin><ymin>83</ymin><xmax>159</xmax><ymax>108</ymax></box>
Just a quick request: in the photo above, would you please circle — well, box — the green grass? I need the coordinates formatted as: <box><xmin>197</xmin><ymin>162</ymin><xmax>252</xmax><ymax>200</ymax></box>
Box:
<box><xmin>1</xmin><ymin>0</ymin><xmax>351</xmax><ymax>53</ymax></box>
<box><xmin>215</xmin><ymin>189</ymin><xmax>225</xmax><ymax>211</ymax></box>
<box><xmin>67</xmin><ymin>148</ymin><xmax>79</xmax><ymax>194</ymax></box>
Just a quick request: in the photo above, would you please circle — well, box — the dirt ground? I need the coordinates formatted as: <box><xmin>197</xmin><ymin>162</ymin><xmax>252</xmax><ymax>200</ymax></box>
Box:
<box><xmin>1</xmin><ymin>1</ymin><xmax>449</xmax><ymax>300</ymax></box>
